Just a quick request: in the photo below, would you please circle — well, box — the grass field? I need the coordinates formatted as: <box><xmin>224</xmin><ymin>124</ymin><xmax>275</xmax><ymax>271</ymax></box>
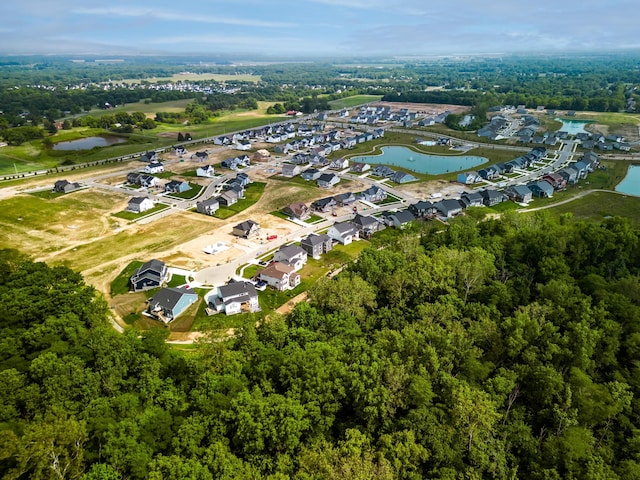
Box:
<box><xmin>328</xmin><ymin>95</ymin><xmax>384</xmax><ymax>109</ymax></box>
<box><xmin>110</xmin><ymin>260</ymin><xmax>143</xmax><ymax>295</ymax></box>
<box><xmin>541</xmin><ymin>191</ymin><xmax>640</xmax><ymax>224</ymax></box>
<box><xmin>213</xmin><ymin>182</ymin><xmax>267</xmax><ymax>219</ymax></box>
<box><xmin>112</xmin><ymin>203</ymin><xmax>170</xmax><ymax>221</ymax></box>
<box><xmin>82</xmin><ymin>99</ymin><xmax>195</xmax><ymax>117</ymax></box>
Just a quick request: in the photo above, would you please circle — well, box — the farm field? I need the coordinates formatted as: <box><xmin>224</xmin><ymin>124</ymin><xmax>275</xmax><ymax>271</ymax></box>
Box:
<box><xmin>328</xmin><ymin>94</ymin><xmax>384</xmax><ymax>109</ymax></box>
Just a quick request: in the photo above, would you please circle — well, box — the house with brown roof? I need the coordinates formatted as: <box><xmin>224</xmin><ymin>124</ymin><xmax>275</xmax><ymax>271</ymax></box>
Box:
<box><xmin>282</xmin><ymin>202</ymin><xmax>310</xmax><ymax>220</ymax></box>
<box><xmin>257</xmin><ymin>262</ymin><xmax>301</xmax><ymax>291</ymax></box>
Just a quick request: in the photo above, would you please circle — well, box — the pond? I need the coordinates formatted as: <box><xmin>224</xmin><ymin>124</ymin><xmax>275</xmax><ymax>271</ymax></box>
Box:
<box><xmin>53</xmin><ymin>135</ymin><xmax>127</xmax><ymax>151</ymax></box>
<box><xmin>615</xmin><ymin>165</ymin><xmax>640</xmax><ymax>196</ymax></box>
<box><xmin>555</xmin><ymin>118</ymin><xmax>594</xmax><ymax>136</ymax></box>
<box><xmin>352</xmin><ymin>146</ymin><xmax>487</xmax><ymax>175</ymax></box>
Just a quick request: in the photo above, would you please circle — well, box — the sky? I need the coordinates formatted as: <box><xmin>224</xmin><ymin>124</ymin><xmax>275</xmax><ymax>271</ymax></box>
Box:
<box><xmin>1</xmin><ymin>0</ymin><xmax>639</xmax><ymax>58</ymax></box>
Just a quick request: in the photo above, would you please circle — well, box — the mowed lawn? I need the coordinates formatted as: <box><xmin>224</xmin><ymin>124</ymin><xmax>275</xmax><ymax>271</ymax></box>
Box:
<box><xmin>543</xmin><ymin>191</ymin><xmax>640</xmax><ymax>224</ymax></box>
<box><xmin>0</xmin><ymin>189</ymin><xmax>129</xmax><ymax>256</ymax></box>
<box><xmin>328</xmin><ymin>95</ymin><xmax>384</xmax><ymax>109</ymax></box>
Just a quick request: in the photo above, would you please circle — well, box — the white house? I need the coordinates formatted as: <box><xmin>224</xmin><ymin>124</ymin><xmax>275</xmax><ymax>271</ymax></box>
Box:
<box><xmin>327</xmin><ymin>221</ymin><xmax>359</xmax><ymax>245</ymax></box>
<box><xmin>258</xmin><ymin>262</ymin><xmax>301</xmax><ymax>291</ymax></box>
<box><xmin>196</xmin><ymin>165</ymin><xmax>215</xmax><ymax>177</ymax></box>
<box><xmin>128</xmin><ymin>196</ymin><xmax>154</xmax><ymax>213</ymax></box>
<box><xmin>144</xmin><ymin>161</ymin><xmax>164</xmax><ymax>174</ymax></box>
<box><xmin>273</xmin><ymin>244</ymin><xmax>308</xmax><ymax>271</ymax></box>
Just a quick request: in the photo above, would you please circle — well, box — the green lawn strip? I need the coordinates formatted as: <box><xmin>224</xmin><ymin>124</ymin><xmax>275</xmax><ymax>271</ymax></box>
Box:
<box><xmin>212</xmin><ymin>182</ymin><xmax>266</xmax><ymax>219</ymax></box>
<box><xmin>166</xmin><ymin>183</ymin><xmax>204</xmax><ymax>200</ymax></box>
<box><xmin>112</xmin><ymin>203</ymin><xmax>171</xmax><ymax>220</ymax></box>
<box><xmin>376</xmin><ymin>194</ymin><xmax>403</xmax><ymax>205</ymax></box>
<box><xmin>167</xmin><ymin>274</ymin><xmax>186</xmax><ymax>288</ymax></box>
<box><xmin>270</xmin><ymin>210</ymin><xmax>291</xmax><ymax>221</ymax></box>
<box><xmin>28</xmin><ymin>190</ymin><xmax>66</xmax><ymax>200</ymax></box>
<box><xmin>110</xmin><ymin>260</ymin><xmax>144</xmax><ymax>296</ymax></box>
<box><xmin>270</xmin><ymin>175</ymin><xmax>319</xmax><ymax>189</ymax></box>
<box><xmin>327</xmin><ymin>95</ymin><xmax>384</xmax><ymax>109</ymax></box>
<box><xmin>306</xmin><ymin>214</ymin><xmax>323</xmax><ymax>223</ymax></box>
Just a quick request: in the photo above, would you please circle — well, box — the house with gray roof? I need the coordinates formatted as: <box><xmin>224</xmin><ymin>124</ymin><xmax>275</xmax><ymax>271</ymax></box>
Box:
<box><xmin>527</xmin><ymin>180</ymin><xmax>554</xmax><ymax>198</ymax></box>
<box><xmin>147</xmin><ymin>287</ymin><xmax>199</xmax><ymax>323</ymax></box>
<box><xmin>352</xmin><ymin>214</ymin><xmax>385</xmax><ymax>238</ymax></box>
<box><xmin>383</xmin><ymin>209</ymin><xmax>416</xmax><ymax>228</ymax></box>
<box><xmin>506</xmin><ymin>185</ymin><xmax>533</xmax><ymax>203</ymax></box>
<box><xmin>392</xmin><ymin>171</ymin><xmax>417</xmax><ymax>184</ymax></box>
<box><xmin>460</xmin><ymin>191</ymin><xmax>484</xmax><ymax>208</ymax></box>
<box><xmin>409</xmin><ymin>200</ymin><xmax>437</xmax><ymax>218</ymax></box>
<box><xmin>232</xmin><ymin>220</ymin><xmax>260</xmax><ymax>239</ymax></box>
<box><xmin>130</xmin><ymin>259</ymin><xmax>168</xmax><ymax>292</ymax></box>
<box><xmin>318</xmin><ymin>173</ymin><xmax>341</xmax><ymax>188</ymax></box>
<box><xmin>127</xmin><ymin>196</ymin><xmax>155</xmax><ymax>213</ymax></box>
<box><xmin>334</xmin><ymin>192</ymin><xmax>356</xmax><ymax>206</ymax></box>
<box><xmin>328</xmin><ymin>221</ymin><xmax>359</xmax><ymax>244</ymax></box>
<box><xmin>196</xmin><ymin>197</ymin><xmax>220</xmax><ymax>216</ymax></box>
<box><xmin>311</xmin><ymin>196</ymin><xmax>337</xmax><ymax>212</ymax></box>
<box><xmin>282</xmin><ymin>164</ymin><xmax>301</xmax><ymax>177</ymax></box>
<box><xmin>372</xmin><ymin>165</ymin><xmax>395</xmax><ymax>178</ymax></box>
<box><xmin>53</xmin><ymin>179</ymin><xmax>81</xmax><ymax>193</ymax></box>
<box><xmin>434</xmin><ymin>199</ymin><xmax>463</xmax><ymax>219</ymax></box>
<box><xmin>480</xmin><ymin>189</ymin><xmax>508</xmax><ymax>206</ymax></box>
<box><xmin>359</xmin><ymin>185</ymin><xmax>387</xmax><ymax>203</ymax></box>
<box><xmin>301</xmin><ymin>168</ymin><xmax>322</xmax><ymax>181</ymax></box>
<box><xmin>273</xmin><ymin>244</ymin><xmax>308</xmax><ymax>271</ymax></box>
<box><xmin>213</xmin><ymin>281</ymin><xmax>259</xmax><ymax>315</ymax></box>
<box><xmin>165</xmin><ymin>180</ymin><xmax>191</xmax><ymax>194</ymax></box>
<box><xmin>301</xmin><ymin>233</ymin><xmax>333</xmax><ymax>259</ymax></box>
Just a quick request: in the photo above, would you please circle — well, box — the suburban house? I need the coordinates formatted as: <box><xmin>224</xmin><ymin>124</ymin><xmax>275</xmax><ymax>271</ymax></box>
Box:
<box><xmin>433</xmin><ymin>199</ymin><xmax>463</xmax><ymax>219</ymax></box>
<box><xmin>53</xmin><ymin>179</ymin><xmax>81</xmax><ymax>193</ymax></box>
<box><xmin>235</xmin><ymin>172</ymin><xmax>251</xmax><ymax>186</ymax></box>
<box><xmin>330</xmin><ymin>158</ymin><xmax>349</xmax><ymax>170</ymax></box>
<box><xmin>236</xmin><ymin>141</ymin><xmax>252</xmax><ymax>151</ymax></box>
<box><xmin>196</xmin><ymin>165</ymin><xmax>215</xmax><ymax>177</ymax></box>
<box><xmin>459</xmin><ymin>191</ymin><xmax>484</xmax><ymax>208</ymax></box>
<box><xmin>257</xmin><ymin>262</ymin><xmax>300</xmax><ymax>291</ymax></box>
<box><xmin>232</xmin><ymin>220</ymin><xmax>260</xmax><ymax>238</ymax></box>
<box><xmin>527</xmin><ymin>180</ymin><xmax>554</xmax><ymax>198</ymax></box>
<box><xmin>172</xmin><ymin>145</ymin><xmax>187</xmax><ymax>156</ymax></box>
<box><xmin>409</xmin><ymin>200</ymin><xmax>437</xmax><ymax>218</ymax></box>
<box><xmin>141</xmin><ymin>151</ymin><xmax>159</xmax><ymax>163</ymax></box>
<box><xmin>217</xmin><ymin>189</ymin><xmax>239</xmax><ymax>207</ymax></box>
<box><xmin>281</xmin><ymin>164</ymin><xmax>301</xmax><ymax>178</ymax></box>
<box><xmin>191</xmin><ymin>151</ymin><xmax>209</xmax><ymax>162</ymax></box>
<box><xmin>383</xmin><ymin>209</ymin><xmax>416</xmax><ymax>227</ymax></box>
<box><xmin>144</xmin><ymin>161</ymin><xmax>164</xmax><ymax>174</ymax></box>
<box><xmin>147</xmin><ymin>287</ymin><xmax>199</xmax><ymax>323</ymax></box>
<box><xmin>139</xmin><ymin>175</ymin><xmax>159</xmax><ymax>188</ymax></box>
<box><xmin>542</xmin><ymin>173</ymin><xmax>567</xmax><ymax>190</ymax></box>
<box><xmin>327</xmin><ymin>221</ymin><xmax>359</xmax><ymax>245</ymax></box>
<box><xmin>130</xmin><ymin>259</ymin><xmax>168</xmax><ymax>292</ymax></box>
<box><xmin>301</xmin><ymin>233</ymin><xmax>333</xmax><ymax>259</ymax></box>
<box><xmin>252</xmin><ymin>149</ymin><xmax>271</xmax><ymax>162</ymax></box>
<box><xmin>392</xmin><ymin>171</ymin><xmax>417</xmax><ymax>184</ymax></box>
<box><xmin>282</xmin><ymin>202</ymin><xmax>310</xmax><ymax>220</ymax></box>
<box><xmin>350</xmin><ymin>162</ymin><xmax>370</xmax><ymax>173</ymax></box>
<box><xmin>506</xmin><ymin>185</ymin><xmax>533</xmax><ymax>203</ymax></box>
<box><xmin>359</xmin><ymin>185</ymin><xmax>387</xmax><ymax>203</ymax></box>
<box><xmin>273</xmin><ymin>244</ymin><xmax>308</xmax><ymax>271</ymax></box>
<box><xmin>127</xmin><ymin>196</ymin><xmax>155</xmax><ymax>213</ymax></box>
<box><xmin>318</xmin><ymin>173</ymin><xmax>340</xmax><ymax>188</ymax></box>
<box><xmin>196</xmin><ymin>197</ymin><xmax>220</xmax><ymax>216</ymax></box>
<box><xmin>372</xmin><ymin>165</ymin><xmax>395</xmax><ymax>178</ymax></box>
<box><xmin>211</xmin><ymin>282</ymin><xmax>260</xmax><ymax>315</ymax></box>
<box><xmin>334</xmin><ymin>192</ymin><xmax>357</xmax><ymax>206</ymax></box>
<box><xmin>165</xmin><ymin>180</ymin><xmax>191</xmax><ymax>194</ymax></box>
<box><xmin>352</xmin><ymin>214</ymin><xmax>385</xmax><ymax>238</ymax></box>
<box><xmin>480</xmin><ymin>189</ymin><xmax>508</xmax><ymax>207</ymax></box>
<box><xmin>301</xmin><ymin>168</ymin><xmax>322</xmax><ymax>181</ymax></box>
<box><xmin>126</xmin><ymin>172</ymin><xmax>141</xmax><ymax>185</ymax></box>
<box><xmin>311</xmin><ymin>196</ymin><xmax>337</xmax><ymax>212</ymax></box>
<box><xmin>558</xmin><ymin>166</ymin><xmax>579</xmax><ymax>185</ymax></box>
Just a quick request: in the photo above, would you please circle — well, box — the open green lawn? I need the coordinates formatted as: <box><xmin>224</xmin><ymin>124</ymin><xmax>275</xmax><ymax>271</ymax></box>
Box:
<box><xmin>166</xmin><ymin>183</ymin><xmax>204</xmax><ymax>200</ymax></box>
<box><xmin>81</xmin><ymin>99</ymin><xmax>195</xmax><ymax>118</ymax></box>
<box><xmin>575</xmin><ymin>111</ymin><xmax>640</xmax><ymax>126</ymax></box>
<box><xmin>110</xmin><ymin>260</ymin><xmax>143</xmax><ymax>296</ymax></box>
<box><xmin>541</xmin><ymin>191</ymin><xmax>640</xmax><ymax>224</ymax></box>
<box><xmin>328</xmin><ymin>95</ymin><xmax>384</xmax><ymax>109</ymax></box>
<box><xmin>213</xmin><ymin>182</ymin><xmax>266</xmax><ymax>219</ymax></box>
<box><xmin>112</xmin><ymin>203</ymin><xmax>170</xmax><ymax>221</ymax></box>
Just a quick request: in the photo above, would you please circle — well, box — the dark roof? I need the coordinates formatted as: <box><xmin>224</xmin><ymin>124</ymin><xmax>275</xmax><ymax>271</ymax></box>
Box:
<box><xmin>219</xmin><ymin>281</ymin><xmax>257</xmax><ymax>301</ymax></box>
<box><xmin>149</xmin><ymin>287</ymin><xmax>195</xmax><ymax>311</ymax></box>
<box><xmin>302</xmin><ymin>233</ymin><xmax>331</xmax><ymax>246</ymax></box>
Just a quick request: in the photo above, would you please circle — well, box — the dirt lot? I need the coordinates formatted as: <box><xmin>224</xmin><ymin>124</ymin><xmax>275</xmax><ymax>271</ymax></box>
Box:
<box><xmin>396</xmin><ymin>179</ymin><xmax>466</xmax><ymax>199</ymax></box>
<box><xmin>370</xmin><ymin>101</ymin><xmax>470</xmax><ymax>115</ymax></box>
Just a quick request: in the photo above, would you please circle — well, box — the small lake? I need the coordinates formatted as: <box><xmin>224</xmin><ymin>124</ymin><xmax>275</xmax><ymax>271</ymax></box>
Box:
<box><xmin>352</xmin><ymin>146</ymin><xmax>487</xmax><ymax>175</ymax></box>
<box><xmin>615</xmin><ymin>165</ymin><xmax>640</xmax><ymax>196</ymax></box>
<box><xmin>53</xmin><ymin>136</ymin><xmax>127</xmax><ymax>151</ymax></box>
<box><xmin>556</xmin><ymin>118</ymin><xmax>594</xmax><ymax>136</ymax></box>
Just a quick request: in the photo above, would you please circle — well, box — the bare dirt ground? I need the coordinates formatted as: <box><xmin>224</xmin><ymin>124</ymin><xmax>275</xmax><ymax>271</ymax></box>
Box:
<box><xmin>396</xmin><ymin>179</ymin><xmax>466</xmax><ymax>199</ymax></box>
<box><xmin>370</xmin><ymin>101</ymin><xmax>470</xmax><ymax>115</ymax></box>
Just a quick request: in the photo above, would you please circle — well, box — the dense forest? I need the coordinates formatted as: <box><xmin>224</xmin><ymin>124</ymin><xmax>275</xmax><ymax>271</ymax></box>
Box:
<box><xmin>2</xmin><ymin>211</ymin><xmax>640</xmax><ymax>479</ymax></box>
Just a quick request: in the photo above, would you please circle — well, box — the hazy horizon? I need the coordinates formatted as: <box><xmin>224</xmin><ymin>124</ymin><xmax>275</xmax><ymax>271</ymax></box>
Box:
<box><xmin>1</xmin><ymin>0</ymin><xmax>639</xmax><ymax>57</ymax></box>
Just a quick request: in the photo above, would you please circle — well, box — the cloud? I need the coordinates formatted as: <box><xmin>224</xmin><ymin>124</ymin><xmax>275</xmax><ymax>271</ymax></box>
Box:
<box><xmin>73</xmin><ymin>7</ymin><xmax>292</xmax><ymax>28</ymax></box>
